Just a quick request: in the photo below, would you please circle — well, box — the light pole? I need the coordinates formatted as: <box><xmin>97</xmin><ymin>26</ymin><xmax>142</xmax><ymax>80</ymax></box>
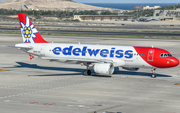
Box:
<box><xmin>177</xmin><ymin>0</ymin><xmax>179</xmax><ymax>5</ymax></box>
<box><xmin>21</xmin><ymin>0</ymin><xmax>24</xmax><ymax>11</ymax></box>
<box><xmin>159</xmin><ymin>0</ymin><xmax>161</xmax><ymax>6</ymax></box>
<box><xmin>137</xmin><ymin>10</ymin><xmax>138</xmax><ymax>19</ymax></box>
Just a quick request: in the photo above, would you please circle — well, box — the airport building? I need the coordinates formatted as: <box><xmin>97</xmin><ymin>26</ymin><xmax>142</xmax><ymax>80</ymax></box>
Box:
<box><xmin>143</xmin><ymin>6</ymin><xmax>160</xmax><ymax>10</ymax></box>
<box><xmin>155</xmin><ymin>9</ymin><xmax>180</xmax><ymax>21</ymax></box>
<box><xmin>74</xmin><ymin>15</ymin><xmax>132</xmax><ymax>21</ymax></box>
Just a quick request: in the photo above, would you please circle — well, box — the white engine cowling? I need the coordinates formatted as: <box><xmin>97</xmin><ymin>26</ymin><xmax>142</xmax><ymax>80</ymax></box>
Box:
<box><xmin>122</xmin><ymin>67</ymin><xmax>139</xmax><ymax>71</ymax></box>
<box><xmin>94</xmin><ymin>63</ymin><xmax>114</xmax><ymax>75</ymax></box>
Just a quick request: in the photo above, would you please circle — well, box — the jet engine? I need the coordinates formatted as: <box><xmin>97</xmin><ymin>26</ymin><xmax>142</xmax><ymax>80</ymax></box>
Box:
<box><xmin>94</xmin><ymin>63</ymin><xmax>114</xmax><ymax>75</ymax></box>
<box><xmin>122</xmin><ymin>67</ymin><xmax>139</xmax><ymax>71</ymax></box>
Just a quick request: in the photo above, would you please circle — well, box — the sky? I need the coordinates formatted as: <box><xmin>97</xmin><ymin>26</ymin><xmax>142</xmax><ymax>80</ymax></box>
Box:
<box><xmin>73</xmin><ymin>0</ymin><xmax>179</xmax><ymax>3</ymax></box>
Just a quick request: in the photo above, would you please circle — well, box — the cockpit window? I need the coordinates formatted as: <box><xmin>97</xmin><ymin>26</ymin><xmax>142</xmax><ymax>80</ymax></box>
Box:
<box><xmin>160</xmin><ymin>53</ymin><xmax>172</xmax><ymax>57</ymax></box>
<box><xmin>160</xmin><ymin>54</ymin><xmax>164</xmax><ymax>57</ymax></box>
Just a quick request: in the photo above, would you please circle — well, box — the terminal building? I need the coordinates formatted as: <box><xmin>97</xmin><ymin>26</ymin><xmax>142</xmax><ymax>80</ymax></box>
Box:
<box><xmin>155</xmin><ymin>9</ymin><xmax>180</xmax><ymax>21</ymax></box>
<box><xmin>74</xmin><ymin>15</ymin><xmax>132</xmax><ymax>21</ymax></box>
<box><xmin>143</xmin><ymin>6</ymin><xmax>160</xmax><ymax>10</ymax></box>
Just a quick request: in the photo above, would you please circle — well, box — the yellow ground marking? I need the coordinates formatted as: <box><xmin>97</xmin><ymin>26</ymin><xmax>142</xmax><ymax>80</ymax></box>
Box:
<box><xmin>0</xmin><ymin>70</ymin><xmax>8</xmax><ymax>72</ymax></box>
<box><xmin>175</xmin><ymin>83</ymin><xmax>180</xmax><ymax>85</ymax></box>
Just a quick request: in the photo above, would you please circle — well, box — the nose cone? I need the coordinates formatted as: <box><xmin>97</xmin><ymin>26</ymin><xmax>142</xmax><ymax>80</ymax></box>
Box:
<box><xmin>170</xmin><ymin>57</ymin><xmax>179</xmax><ymax>67</ymax></box>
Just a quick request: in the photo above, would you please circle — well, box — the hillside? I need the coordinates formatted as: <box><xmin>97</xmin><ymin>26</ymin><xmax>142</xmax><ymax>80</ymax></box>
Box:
<box><xmin>0</xmin><ymin>0</ymin><xmax>111</xmax><ymax>11</ymax></box>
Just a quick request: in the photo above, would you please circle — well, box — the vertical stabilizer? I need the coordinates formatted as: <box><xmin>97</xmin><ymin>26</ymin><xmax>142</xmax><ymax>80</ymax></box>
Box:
<box><xmin>153</xmin><ymin>13</ymin><xmax>156</xmax><ymax>19</ymax></box>
<box><xmin>18</xmin><ymin>13</ymin><xmax>48</xmax><ymax>43</ymax></box>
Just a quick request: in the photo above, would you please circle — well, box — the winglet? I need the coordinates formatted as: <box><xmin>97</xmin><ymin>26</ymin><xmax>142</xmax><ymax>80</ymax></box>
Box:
<box><xmin>18</xmin><ymin>13</ymin><xmax>48</xmax><ymax>43</ymax></box>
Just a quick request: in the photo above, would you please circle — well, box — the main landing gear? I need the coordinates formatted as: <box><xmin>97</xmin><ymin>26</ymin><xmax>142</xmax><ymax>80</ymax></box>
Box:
<box><xmin>83</xmin><ymin>64</ymin><xmax>92</xmax><ymax>76</ymax></box>
<box><xmin>151</xmin><ymin>68</ymin><xmax>157</xmax><ymax>78</ymax></box>
<box><xmin>83</xmin><ymin>69</ymin><xmax>91</xmax><ymax>76</ymax></box>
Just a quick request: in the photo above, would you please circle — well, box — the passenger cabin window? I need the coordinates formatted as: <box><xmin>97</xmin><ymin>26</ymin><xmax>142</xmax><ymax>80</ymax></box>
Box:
<box><xmin>160</xmin><ymin>53</ymin><xmax>172</xmax><ymax>57</ymax></box>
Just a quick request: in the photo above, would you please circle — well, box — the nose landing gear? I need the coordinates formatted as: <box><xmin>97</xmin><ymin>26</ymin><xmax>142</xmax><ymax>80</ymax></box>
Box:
<box><xmin>151</xmin><ymin>68</ymin><xmax>156</xmax><ymax>78</ymax></box>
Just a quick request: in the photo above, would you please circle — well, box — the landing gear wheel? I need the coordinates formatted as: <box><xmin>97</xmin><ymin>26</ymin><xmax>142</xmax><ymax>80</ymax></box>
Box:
<box><xmin>83</xmin><ymin>70</ymin><xmax>87</xmax><ymax>75</ymax></box>
<box><xmin>151</xmin><ymin>68</ymin><xmax>157</xmax><ymax>78</ymax></box>
<box><xmin>87</xmin><ymin>70</ymin><xmax>91</xmax><ymax>75</ymax></box>
<box><xmin>151</xmin><ymin>74</ymin><xmax>157</xmax><ymax>78</ymax></box>
<box><xmin>83</xmin><ymin>70</ymin><xmax>91</xmax><ymax>76</ymax></box>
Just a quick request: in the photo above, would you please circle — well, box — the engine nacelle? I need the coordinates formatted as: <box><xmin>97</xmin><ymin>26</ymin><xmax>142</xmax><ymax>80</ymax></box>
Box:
<box><xmin>94</xmin><ymin>63</ymin><xmax>114</xmax><ymax>75</ymax></box>
<box><xmin>122</xmin><ymin>67</ymin><xmax>139</xmax><ymax>71</ymax></box>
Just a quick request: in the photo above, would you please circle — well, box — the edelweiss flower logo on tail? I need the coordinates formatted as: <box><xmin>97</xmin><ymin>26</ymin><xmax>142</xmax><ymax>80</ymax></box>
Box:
<box><xmin>20</xmin><ymin>16</ymin><xmax>38</xmax><ymax>43</ymax></box>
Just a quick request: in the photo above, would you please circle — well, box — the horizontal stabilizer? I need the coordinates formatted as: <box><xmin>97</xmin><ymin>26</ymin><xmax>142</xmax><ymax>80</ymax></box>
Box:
<box><xmin>15</xmin><ymin>43</ymin><xmax>32</xmax><ymax>49</ymax></box>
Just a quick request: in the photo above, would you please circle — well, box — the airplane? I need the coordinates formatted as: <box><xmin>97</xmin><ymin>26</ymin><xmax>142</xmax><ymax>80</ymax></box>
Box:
<box><xmin>15</xmin><ymin>13</ymin><xmax>179</xmax><ymax>78</ymax></box>
<box><xmin>137</xmin><ymin>18</ymin><xmax>151</xmax><ymax>22</ymax></box>
<box><xmin>151</xmin><ymin>13</ymin><xmax>165</xmax><ymax>21</ymax></box>
<box><xmin>137</xmin><ymin>13</ymin><xmax>165</xmax><ymax>22</ymax></box>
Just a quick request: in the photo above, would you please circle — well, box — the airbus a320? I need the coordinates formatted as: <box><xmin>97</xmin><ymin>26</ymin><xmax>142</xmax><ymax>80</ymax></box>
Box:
<box><xmin>15</xmin><ymin>13</ymin><xmax>179</xmax><ymax>78</ymax></box>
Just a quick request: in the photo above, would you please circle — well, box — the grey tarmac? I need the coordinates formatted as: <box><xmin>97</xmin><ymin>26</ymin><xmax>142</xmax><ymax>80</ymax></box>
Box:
<box><xmin>0</xmin><ymin>33</ymin><xmax>180</xmax><ymax>113</ymax></box>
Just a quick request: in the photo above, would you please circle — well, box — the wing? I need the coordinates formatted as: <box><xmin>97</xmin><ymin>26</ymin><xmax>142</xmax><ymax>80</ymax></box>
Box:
<box><xmin>41</xmin><ymin>57</ymin><xmax>113</xmax><ymax>64</ymax></box>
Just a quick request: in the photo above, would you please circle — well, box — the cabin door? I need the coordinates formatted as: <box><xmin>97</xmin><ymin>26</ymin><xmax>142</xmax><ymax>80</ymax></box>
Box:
<box><xmin>148</xmin><ymin>49</ymin><xmax>155</xmax><ymax>61</ymax></box>
<box><xmin>40</xmin><ymin>45</ymin><xmax>46</xmax><ymax>56</ymax></box>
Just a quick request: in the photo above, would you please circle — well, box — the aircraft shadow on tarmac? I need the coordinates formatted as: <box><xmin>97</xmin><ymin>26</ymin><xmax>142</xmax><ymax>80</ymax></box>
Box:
<box><xmin>113</xmin><ymin>71</ymin><xmax>172</xmax><ymax>78</ymax></box>
<box><xmin>7</xmin><ymin>62</ymin><xmax>172</xmax><ymax>78</ymax></box>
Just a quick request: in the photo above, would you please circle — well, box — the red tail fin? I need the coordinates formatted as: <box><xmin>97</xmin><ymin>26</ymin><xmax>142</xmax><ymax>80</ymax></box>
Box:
<box><xmin>18</xmin><ymin>13</ymin><xmax>48</xmax><ymax>43</ymax></box>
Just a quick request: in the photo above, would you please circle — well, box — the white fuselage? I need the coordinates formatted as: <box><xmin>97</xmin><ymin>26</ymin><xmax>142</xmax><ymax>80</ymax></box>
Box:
<box><xmin>15</xmin><ymin>43</ymin><xmax>152</xmax><ymax>68</ymax></box>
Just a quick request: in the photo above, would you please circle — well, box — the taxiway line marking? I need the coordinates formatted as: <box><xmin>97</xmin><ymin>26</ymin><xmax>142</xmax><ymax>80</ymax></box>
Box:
<box><xmin>89</xmin><ymin>105</ymin><xmax>122</xmax><ymax>113</ymax></box>
<box><xmin>0</xmin><ymin>77</ymin><xmax>122</xmax><ymax>100</ymax></box>
<box><xmin>0</xmin><ymin>76</ymin><xmax>82</xmax><ymax>89</ymax></box>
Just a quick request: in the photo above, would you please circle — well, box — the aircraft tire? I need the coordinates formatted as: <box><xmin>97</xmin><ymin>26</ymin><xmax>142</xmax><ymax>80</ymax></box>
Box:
<box><xmin>83</xmin><ymin>70</ymin><xmax>91</xmax><ymax>76</ymax></box>
<box><xmin>151</xmin><ymin>74</ymin><xmax>157</xmax><ymax>78</ymax></box>
<box><xmin>87</xmin><ymin>70</ymin><xmax>91</xmax><ymax>75</ymax></box>
<box><xmin>83</xmin><ymin>70</ymin><xmax>88</xmax><ymax>76</ymax></box>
